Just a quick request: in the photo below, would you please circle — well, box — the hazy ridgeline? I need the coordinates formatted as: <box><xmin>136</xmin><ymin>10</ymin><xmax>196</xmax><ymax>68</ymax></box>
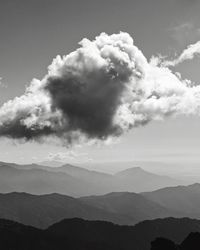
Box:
<box><xmin>0</xmin><ymin>161</ymin><xmax>184</xmax><ymax>196</ymax></box>
<box><xmin>0</xmin><ymin>161</ymin><xmax>199</xmax><ymax>249</ymax></box>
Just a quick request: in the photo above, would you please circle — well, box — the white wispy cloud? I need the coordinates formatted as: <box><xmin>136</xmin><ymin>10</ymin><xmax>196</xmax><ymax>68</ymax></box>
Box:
<box><xmin>47</xmin><ymin>151</ymin><xmax>92</xmax><ymax>163</ymax></box>
<box><xmin>163</xmin><ymin>40</ymin><xmax>200</xmax><ymax>66</ymax></box>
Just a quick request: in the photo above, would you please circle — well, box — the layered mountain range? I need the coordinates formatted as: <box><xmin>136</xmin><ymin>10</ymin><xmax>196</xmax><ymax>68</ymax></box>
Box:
<box><xmin>0</xmin><ymin>161</ymin><xmax>199</xmax><ymax>229</ymax></box>
<box><xmin>0</xmin><ymin>183</ymin><xmax>200</xmax><ymax>228</ymax></box>
<box><xmin>0</xmin><ymin>161</ymin><xmax>200</xmax><ymax>249</ymax></box>
<box><xmin>0</xmin><ymin>161</ymin><xmax>183</xmax><ymax>196</ymax></box>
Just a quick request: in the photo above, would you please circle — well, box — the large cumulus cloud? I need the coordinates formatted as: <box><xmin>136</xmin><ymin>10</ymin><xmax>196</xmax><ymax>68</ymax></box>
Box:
<box><xmin>0</xmin><ymin>32</ymin><xmax>200</xmax><ymax>144</ymax></box>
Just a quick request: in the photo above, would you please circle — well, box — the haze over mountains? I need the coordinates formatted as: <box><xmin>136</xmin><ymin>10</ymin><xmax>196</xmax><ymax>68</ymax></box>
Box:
<box><xmin>79</xmin><ymin>192</ymin><xmax>178</xmax><ymax>224</ymax></box>
<box><xmin>0</xmin><ymin>191</ymin><xmax>176</xmax><ymax>228</ymax></box>
<box><xmin>1</xmin><ymin>183</ymin><xmax>200</xmax><ymax>228</ymax></box>
<box><xmin>80</xmin><ymin>183</ymin><xmax>200</xmax><ymax>223</ymax></box>
<box><xmin>1</xmin><ymin>160</ymin><xmax>200</xmax><ymax>249</ymax></box>
<box><xmin>0</xmin><ymin>160</ymin><xmax>200</xmax><ymax>250</ymax></box>
<box><xmin>142</xmin><ymin>183</ymin><xmax>200</xmax><ymax>219</ymax></box>
<box><xmin>0</xmin><ymin>192</ymin><xmax>132</xmax><ymax>228</ymax></box>
<box><xmin>0</xmin><ymin>161</ymin><xmax>184</xmax><ymax>196</ymax></box>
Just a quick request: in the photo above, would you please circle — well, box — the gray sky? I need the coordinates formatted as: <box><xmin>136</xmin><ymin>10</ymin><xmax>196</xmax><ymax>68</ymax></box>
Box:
<box><xmin>0</xmin><ymin>0</ymin><xmax>200</xmax><ymax>173</ymax></box>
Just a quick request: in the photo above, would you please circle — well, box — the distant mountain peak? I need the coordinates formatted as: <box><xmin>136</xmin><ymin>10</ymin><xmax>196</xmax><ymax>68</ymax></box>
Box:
<box><xmin>115</xmin><ymin>166</ymin><xmax>153</xmax><ymax>176</ymax></box>
<box><xmin>187</xmin><ymin>183</ymin><xmax>200</xmax><ymax>191</ymax></box>
<box><xmin>189</xmin><ymin>183</ymin><xmax>200</xmax><ymax>187</ymax></box>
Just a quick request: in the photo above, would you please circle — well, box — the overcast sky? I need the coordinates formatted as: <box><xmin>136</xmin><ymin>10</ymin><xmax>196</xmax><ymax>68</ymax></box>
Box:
<box><xmin>0</xmin><ymin>0</ymin><xmax>200</xmax><ymax>173</ymax></box>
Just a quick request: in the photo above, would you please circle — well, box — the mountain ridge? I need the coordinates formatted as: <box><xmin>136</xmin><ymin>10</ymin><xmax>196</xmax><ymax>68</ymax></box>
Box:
<box><xmin>0</xmin><ymin>217</ymin><xmax>200</xmax><ymax>250</ymax></box>
<box><xmin>0</xmin><ymin>161</ymin><xmax>184</xmax><ymax>196</ymax></box>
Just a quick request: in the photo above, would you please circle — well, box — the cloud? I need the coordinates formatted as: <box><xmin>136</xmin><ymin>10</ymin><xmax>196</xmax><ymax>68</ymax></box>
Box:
<box><xmin>163</xmin><ymin>40</ymin><xmax>200</xmax><ymax>66</ymax></box>
<box><xmin>0</xmin><ymin>32</ymin><xmax>200</xmax><ymax>145</ymax></box>
<box><xmin>176</xmin><ymin>40</ymin><xmax>200</xmax><ymax>62</ymax></box>
<box><xmin>47</xmin><ymin>151</ymin><xmax>92</xmax><ymax>163</ymax></box>
<box><xmin>47</xmin><ymin>151</ymin><xmax>78</xmax><ymax>161</ymax></box>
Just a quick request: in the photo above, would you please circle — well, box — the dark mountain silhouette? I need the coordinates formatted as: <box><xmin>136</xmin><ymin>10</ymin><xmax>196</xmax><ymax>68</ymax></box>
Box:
<box><xmin>179</xmin><ymin>232</ymin><xmax>200</xmax><ymax>250</ymax></box>
<box><xmin>132</xmin><ymin>217</ymin><xmax>200</xmax><ymax>249</ymax></box>
<box><xmin>150</xmin><ymin>232</ymin><xmax>200</xmax><ymax>250</ymax></box>
<box><xmin>0</xmin><ymin>161</ymin><xmax>183</xmax><ymax>196</ymax></box>
<box><xmin>0</xmin><ymin>217</ymin><xmax>200</xmax><ymax>250</ymax></box>
<box><xmin>142</xmin><ymin>183</ymin><xmax>200</xmax><ymax>219</ymax></box>
<box><xmin>151</xmin><ymin>237</ymin><xmax>178</xmax><ymax>250</ymax></box>
<box><xmin>0</xmin><ymin>219</ymin><xmax>46</xmax><ymax>250</ymax></box>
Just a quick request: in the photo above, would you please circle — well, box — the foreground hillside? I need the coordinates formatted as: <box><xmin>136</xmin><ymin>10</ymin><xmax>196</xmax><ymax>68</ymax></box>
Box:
<box><xmin>151</xmin><ymin>232</ymin><xmax>200</xmax><ymax>250</ymax></box>
<box><xmin>0</xmin><ymin>217</ymin><xmax>200</xmax><ymax>250</ymax></box>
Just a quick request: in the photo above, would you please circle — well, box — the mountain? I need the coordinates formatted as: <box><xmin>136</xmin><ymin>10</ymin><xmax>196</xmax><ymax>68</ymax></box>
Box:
<box><xmin>152</xmin><ymin>232</ymin><xmax>200</xmax><ymax>250</ymax></box>
<box><xmin>0</xmin><ymin>161</ymin><xmax>114</xmax><ymax>197</ymax></box>
<box><xmin>142</xmin><ymin>183</ymin><xmax>200</xmax><ymax>219</ymax></box>
<box><xmin>0</xmin><ymin>161</ymin><xmax>184</xmax><ymax>196</ymax></box>
<box><xmin>0</xmin><ymin>163</ymin><xmax>110</xmax><ymax>196</ymax></box>
<box><xmin>179</xmin><ymin>232</ymin><xmax>200</xmax><ymax>250</ymax></box>
<box><xmin>1</xmin><ymin>217</ymin><xmax>200</xmax><ymax>250</ymax></box>
<box><xmin>37</xmin><ymin>163</ymin><xmax>112</xmax><ymax>189</ymax></box>
<box><xmin>0</xmin><ymin>219</ymin><xmax>46</xmax><ymax>250</ymax></box>
<box><xmin>48</xmin><ymin>163</ymin><xmax>111</xmax><ymax>178</ymax></box>
<box><xmin>48</xmin><ymin>217</ymin><xmax>200</xmax><ymax>250</ymax></box>
<box><xmin>151</xmin><ymin>237</ymin><xmax>177</xmax><ymax>250</ymax></box>
<box><xmin>0</xmin><ymin>192</ymin><xmax>133</xmax><ymax>228</ymax></box>
<box><xmin>53</xmin><ymin>165</ymin><xmax>182</xmax><ymax>193</ymax></box>
<box><xmin>35</xmin><ymin>162</ymin><xmax>184</xmax><ymax>193</ymax></box>
<box><xmin>151</xmin><ymin>232</ymin><xmax>200</xmax><ymax>250</ymax></box>
<box><xmin>79</xmin><ymin>192</ymin><xmax>179</xmax><ymax>223</ymax></box>
<box><xmin>2</xmin><ymin>190</ymin><xmax>199</xmax><ymax>228</ymax></box>
<box><xmin>0</xmin><ymin>191</ymin><xmax>189</xmax><ymax>228</ymax></box>
<box><xmin>113</xmin><ymin>167</ymin><xmax>181</xmax><ymax>192</ymax></box>
<box><xmin>2</xmin><ymin>161</ymin><xmax>112</xmax><ymax>190</ymax></box>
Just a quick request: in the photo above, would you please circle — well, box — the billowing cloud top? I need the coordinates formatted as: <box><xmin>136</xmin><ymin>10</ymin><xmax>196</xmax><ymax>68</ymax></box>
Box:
<box><xmin>0</xmin><ymin>32</ymin><xmax>200</xmax><ymax>145</ymax></box>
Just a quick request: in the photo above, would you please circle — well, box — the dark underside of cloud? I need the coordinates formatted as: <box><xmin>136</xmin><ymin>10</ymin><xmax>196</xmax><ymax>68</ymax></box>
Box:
<box><xmin>45</xmin><ymin>74</ymin><xmax>125</xmax><ymax>139</ymax></box>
